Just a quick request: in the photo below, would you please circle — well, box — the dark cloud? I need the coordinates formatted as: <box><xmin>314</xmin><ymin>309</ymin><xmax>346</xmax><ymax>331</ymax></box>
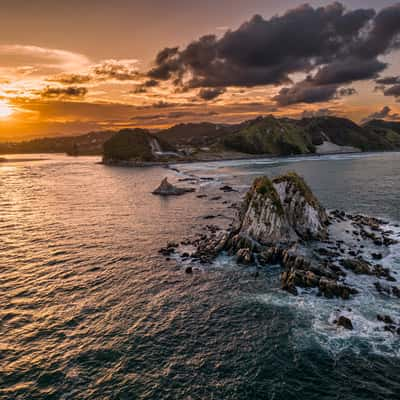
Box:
<box><xmin>337</xmin><ymin>87</ymin><xmax>357</xmax><ymax>97</ymax></box>
<box><xmin>383</xmin><ymin>84</ymin><xmax>400</xmax><ymax>98</ymax></box>
<box><xmin>47</xmin><ymin>73</ymin><xmax>92</xmax><ymax>85</ymax></box>
<box><xmin>151</xmin><ymin>100</ymin><xmax>178</xmax><ymax>109</ymax></box>
<box><xmin>376</xmin><ymin>76</ymin><xmax>400</xmax><ymax>85</ymax></box>
<box><xmin>40</xmin><ymin>86</ymin><xmax>88</xmax><ymax>99</ymax></box>
<box><xmin>362</xmin><ymin>105</ymin><xmax>400</xmax><ymax>123</ymax></box>
<box><xmin>274</xmin><ymin>81</ymin><xmax>338</xmax><ymax>106</ymax></box>
<box><xmin>92</xmin><ymin>60</ymin><xmax>139</xmax><ymax>81</ymax></box>
<box><xmin>132</xmin><ymin>79</ymin><xmax>159</xmax><ymax>94</ymax></box>
<box><xmin>147</xmin><ymin>2</ymin><xmax>400</xmax><ymax>105</ymax></box>
<box><xmin>143</xmin><ymin>79</ymin><xmax>159</xmax><ymax>87</ymax></box>
<box><xmin>198</xmin><ymin>87</ymin><xmax>225</xmax><ymax>101</ymax></box>
<box><xmin>312</xmin><ymin>58</ymin><xmax>386</xmax><ymax>86</ymax></box>
<box><xmin>273</xmin><ymin>77</ymin><xmax>356</xmax><ymax>106</ymax></box>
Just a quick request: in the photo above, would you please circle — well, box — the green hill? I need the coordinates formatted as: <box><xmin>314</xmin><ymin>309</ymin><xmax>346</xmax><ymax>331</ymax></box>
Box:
<box><xmin>223</xmin><ymin>116</ymin><xmax>315</xmax><ymax>155</ymax></box>
<box><xmin>103</xmin><ymin>128</ymin><xmax>176</xmax><ymax>163</ymax></box>
<box><xmin>223</xmin><ymin>116</ymin><xmax>400</xmax><ymax>156</ymax></box>
<box><xmin>363</xmin><ymin>119</ymin><xmax>400</xmax><ymax>148</ymax></box>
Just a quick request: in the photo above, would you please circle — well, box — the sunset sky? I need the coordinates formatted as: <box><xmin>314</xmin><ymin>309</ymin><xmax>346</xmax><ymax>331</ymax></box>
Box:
<box><xmin>0</xmin><ymin>0</ymin><xmax>400</xmax><ymax>140</ymax></box>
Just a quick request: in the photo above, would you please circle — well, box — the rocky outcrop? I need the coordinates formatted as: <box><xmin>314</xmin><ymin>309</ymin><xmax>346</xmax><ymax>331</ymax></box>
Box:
<box><xmin>228</xmin><ymin>173</ymin><xmax>328</xmax><ymax>251</ymax></box>
<box><xmin>189</xmin><ymin>172</ymin><xmax>399</xmax><ymax>300</ymax></box>
<box><xmin>336</xmin><ymin>316</ymin><xmax>354</xmax><ymax>330</ymax></box>
<box><xmin>169</xmin><ymin>172</ymin><xmax>398</xmax><ymax>302</ymax></box>
<box><xmin>152</xmin><ymin>178</ymin><xmax>195</xmax><ymax>196</ymax></box>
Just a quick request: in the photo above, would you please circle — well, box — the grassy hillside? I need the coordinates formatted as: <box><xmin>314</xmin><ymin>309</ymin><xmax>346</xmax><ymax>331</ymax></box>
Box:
<box><xmin>103</xmin><ymin>128</ymin><xmax>176</xmax><ymax>162</ymax></box>
<box><xmin>0</xmin><ymin>131</ymin><xmax>115</xmax><ymax>155</ymax></box>
<box><xmin>156</xmin><ymin>122</ymin><xmax>234</xmax><ymax>147</ymax></box>
<box><xmin>299</xmin><ymin>117</ymin><xmax>397</xmax><ymax>151</ymax></box>
<box><xmin>224</xmin><ymin>116</ymin><xmax>400</xmax><ymax>156</ymax></box>
<box><xmin>363</xmin><ymin>120</ymin><xmax>400</xmax><ymax>148</ymax></box>
<box><xmin>223</xmin><ymin>116</ymin><xmax>315</xmax><ymax>156</ymax></box>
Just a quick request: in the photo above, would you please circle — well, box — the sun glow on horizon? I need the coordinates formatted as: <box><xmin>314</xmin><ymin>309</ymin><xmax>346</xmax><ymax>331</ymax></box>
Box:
<box><xmin>0</xmin><ymin>100</ymin><xmax>13</xmax><ymax>118</ymax></box>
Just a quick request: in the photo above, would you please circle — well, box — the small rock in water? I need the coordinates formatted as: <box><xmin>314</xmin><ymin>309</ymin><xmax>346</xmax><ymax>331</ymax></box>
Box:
<box><xmin>220</xmin><ymin>185</ymin><xmax>236</xmax><ymax>192</ymax></box>
<box><xmin>372</xmin><ymin>253</ymin><xmax>383</xmax><ymax>260</ymax></box>
<box><xmin>185</xmin><ymin>266</ymin><xmax>193</xmax><ymax>274</ymax></box>
<box><xmin>337</xmin><ymin>316</ymin><xmax>353</xmax><ymax>330</ymax></box>
<box><xmin>152</xmin><ymin>177</ymin><xmax>195</xmax><ymax>196</ymax></box>
<box><xmin>377</xmin><ymin>314</ymin><xmax>394</xmax><ymax>324</ymax></box>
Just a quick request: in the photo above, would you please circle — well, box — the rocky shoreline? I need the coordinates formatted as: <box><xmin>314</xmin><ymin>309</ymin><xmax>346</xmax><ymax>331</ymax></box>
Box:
<box><xmin>158</xmin><ymin>171</ymin><xmax>400</xmax><ymax>333</ymax></box>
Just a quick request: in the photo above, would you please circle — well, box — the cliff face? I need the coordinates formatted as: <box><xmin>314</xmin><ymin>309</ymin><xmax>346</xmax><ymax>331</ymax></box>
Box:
<box><xmin>231</xmin><ymin>173</ymin><xmax>328</xmax><ymax>249</ymax></box>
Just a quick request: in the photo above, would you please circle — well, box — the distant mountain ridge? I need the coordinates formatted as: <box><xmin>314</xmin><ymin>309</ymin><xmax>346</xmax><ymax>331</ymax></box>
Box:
<box><xmin>2</xmin><ymin>116</ymin><xmax>400</xmax><ymax>160</ymax></box>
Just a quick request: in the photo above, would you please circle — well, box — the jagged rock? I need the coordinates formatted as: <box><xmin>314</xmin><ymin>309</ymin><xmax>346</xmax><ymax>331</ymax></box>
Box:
<box><xmin>377</xmin><ymin>314</ymin><xmax>394</xmax><ymax>324</ymax></box>
<box><xmin>236</xmin><ymin>248</ymin><xmax>253</xmax><ymax>264</ymax></box>
<box><xmin>152</xmin><ymin>177</ymin><xmax>195</xmax><ymax>196</ymax></box>
<box><xmin>372</xmin><ymin>252</ymin><xmax>383</xmax><ymax>260</ymax></box>
<box><xmin>318</xmin><ymin>278</ymin><xmax>357</xmax><ymax>300</ymax></box>
<box><xmin>392</xmin><ymin>286</ymin><xmax>400</xmax><ymax>298</ymax></box>
<box><xmin>230</xmin><ymin>173</ymin><xmax>328</xmax><ymax>250</ymax></box>
<box><xmin>340</xmin><ymin>259</ymin><xmax>373</xmax><ymax>275</ymax></box>
<box><xmin>220</xmin><ymin>185</ymin><xmax>236</xmax><ymax>192</ymax></box>
<box><xmin>337</xmin><ymin>316</ymin><xmax>354</xmax><ymax>330</ymax></box>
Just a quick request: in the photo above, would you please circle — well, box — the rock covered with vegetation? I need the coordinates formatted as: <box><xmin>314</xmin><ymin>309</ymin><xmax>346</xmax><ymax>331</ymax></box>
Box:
<box><xmin>223</xmin><ymin>115</ymin><xmax>400</xmax><ymax>156</ymax></box>
<box><xmin>228</xmin><ymin>172</ymin><xmax>328</xmax><ymax>250</ymax></box>
<box><xmin>103</xmin><ymin>128</ymin><xmax>179</xmax><ymax>165</ymax></box>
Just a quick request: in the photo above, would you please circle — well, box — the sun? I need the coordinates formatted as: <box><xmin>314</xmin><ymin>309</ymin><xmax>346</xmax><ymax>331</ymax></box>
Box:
<box><xmin>0</xmin><ymin>100</ymin><xmax>13</xmax><ymax>118</ymax></box>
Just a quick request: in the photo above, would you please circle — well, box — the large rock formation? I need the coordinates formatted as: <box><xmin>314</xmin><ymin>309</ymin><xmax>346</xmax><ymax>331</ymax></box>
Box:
<box><xmin>222</xmin><ymin>173</ymin><xmax>356</xmax><ymax>298</ymax></box>
<box><xmin>194</xmin><ymin>172</ymin><xmax>362</xmax><ymax>299</ymax></box>
<box><xmin>227</xmin><ymin>173</ymin><xmax>328</xmax><ymax>252</ymax></box>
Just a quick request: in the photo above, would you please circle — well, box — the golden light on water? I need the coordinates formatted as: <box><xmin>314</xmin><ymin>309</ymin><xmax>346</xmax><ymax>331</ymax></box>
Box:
<box><xmin>0</xmin><ymin>100</ymin><xmax>13</xmax><ymax>118</ymax></box>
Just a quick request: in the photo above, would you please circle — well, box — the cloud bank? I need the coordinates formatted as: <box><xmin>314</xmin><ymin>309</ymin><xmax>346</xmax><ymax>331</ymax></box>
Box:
<box><xmin>147</xmin><ymin>2</ymin><xmax>400</xmax><ymax>105</ymax></box>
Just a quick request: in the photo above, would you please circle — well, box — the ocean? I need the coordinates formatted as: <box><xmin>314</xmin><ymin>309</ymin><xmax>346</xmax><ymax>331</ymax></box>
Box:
<box><xmin>1</xmin><ymin>152</ymin><xmax>400</xmax><ymax>399</ymax></box>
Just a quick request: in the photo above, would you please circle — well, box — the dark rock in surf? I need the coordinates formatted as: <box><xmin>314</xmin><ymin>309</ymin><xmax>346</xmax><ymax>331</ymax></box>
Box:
<box><xmin>377</xmin><ymin>314</ymin><xmax>394</xmax><ymax>324</ymax></box>
<box><xmin>152</xmin><ymin>177</ymin><xmax>195</xmax><ymax>196</ymax></box>
<box><xmin>337</xmin><ymin>316</ymin><xmax>354</xmax><ymax>330</ymax></box>
<box><xmin>220</xmin><ymin>185</ymin><xmax>237</xmax><ymax>192</ymax></box>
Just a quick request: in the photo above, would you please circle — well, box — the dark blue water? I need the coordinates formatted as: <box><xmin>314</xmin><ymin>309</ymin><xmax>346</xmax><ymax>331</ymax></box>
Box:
<box><xmin>1</xmin><ymin>153</ymin><xmax>400</xmax><ymax>400</ymax></box>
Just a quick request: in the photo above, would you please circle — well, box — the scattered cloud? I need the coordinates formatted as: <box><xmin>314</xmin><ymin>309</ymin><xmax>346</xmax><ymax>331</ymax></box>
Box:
<box><xmin>376</xmin><ymin>76</ymin><xmax>400</xmax><ymax>85</ymax></box>
<box><xmin>273</xmin><ymin>79</ymin><xmax>356</xmax><ymax>106</ymax></box>
<box><xmin>47</xmin><ymin>73</ymin><xmax>92</xmax><ymax>85</ymax></box>
<box><xmin>362</xmin><ymin>105</ymin><xmax>400</xmax><ymax>123</ymax></box>
<box><xmin>0</xmin><ymin>44</ymin><xmax>90</xmax><ymax>74</ymax></box>
<box><xmin>91</xmin><ymin>59</ymin><xmax>139</xmax><ymax>81</ymax></box>
<box><xmin>383</xmin><ymin>84</ymin><xmax>400</xmax><ymax>99</ymax></box>
<box><xmin>39</xmin><ymin>86</ymin><xmax>88</xmax><ymax>99</ymax></box>
<box><xmin>300</xmin><ymin>108</ymin><xmax>334</xmax><ymax>119</ymax></box>
<box><xmin>198</xmin><ymin>87</ymin><xmax>225</xmax><ymax>101</ymax></box>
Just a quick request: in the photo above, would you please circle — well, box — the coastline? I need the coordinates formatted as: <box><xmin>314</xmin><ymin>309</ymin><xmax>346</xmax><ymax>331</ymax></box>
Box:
<box><xmin>101</xmin><ymin>149</ymin><xmax>400</xmax><ymax>169</ymax></box>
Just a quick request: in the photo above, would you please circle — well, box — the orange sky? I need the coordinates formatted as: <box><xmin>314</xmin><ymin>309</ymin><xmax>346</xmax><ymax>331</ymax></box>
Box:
<box><xmin>0</xmin><ymin>0</ymin><xmax>399</xmax><ymax>141</ymax></box>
